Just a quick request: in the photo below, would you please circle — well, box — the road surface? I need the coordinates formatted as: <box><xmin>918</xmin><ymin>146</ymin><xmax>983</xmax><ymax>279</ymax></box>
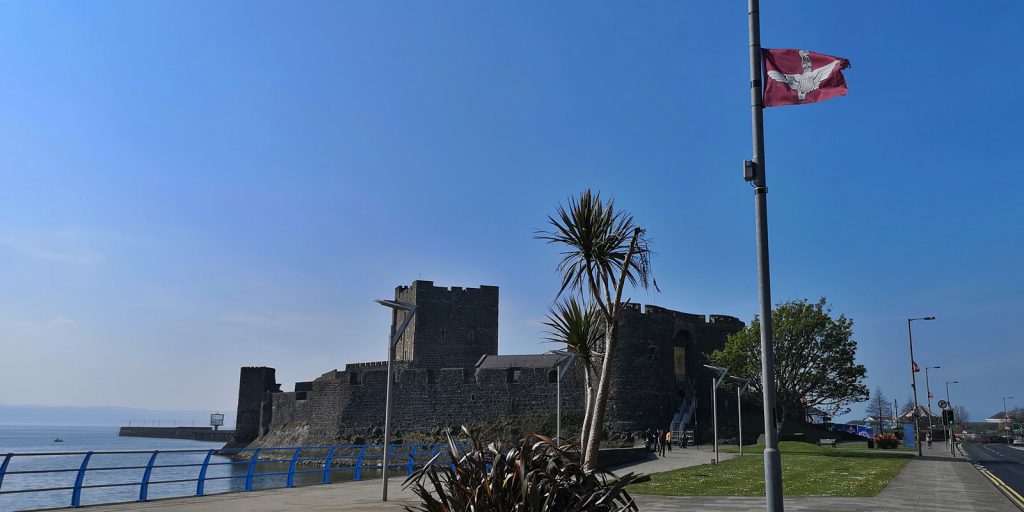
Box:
<box><xmin>964</xmin><ymin>443</ymin><xmax>1024</xmax><ymax>508</ymax></box>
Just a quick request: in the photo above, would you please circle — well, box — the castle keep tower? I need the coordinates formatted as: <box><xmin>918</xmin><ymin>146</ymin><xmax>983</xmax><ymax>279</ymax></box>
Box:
<box><xmin>392</xmin><ymin>280</ymin><xmax>499</xmax><ymax>368</ymax></box>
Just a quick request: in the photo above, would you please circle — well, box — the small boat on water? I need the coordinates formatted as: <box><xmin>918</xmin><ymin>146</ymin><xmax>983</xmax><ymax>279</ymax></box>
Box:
<box><xmin>53</xmin><ymin>438</ymin><xmax>63</xmax><ymax>443</ymax></box>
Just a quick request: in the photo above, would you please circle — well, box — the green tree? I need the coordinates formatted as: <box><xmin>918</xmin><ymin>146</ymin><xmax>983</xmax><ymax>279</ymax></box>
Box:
<box><xmin>865</xmin><ymin>387</ymin><xmax>893</xmax><ymax>434</ymax></box>
<box><xmin>710</xmin><ymin>298</ymin><xmax>868</xmax><ymax>428</ymax></box>
<box><xmin>537</xmin><ymin>190</ymin><xmax>651</xmax><ymax>470</ymax></box>
<box><xmin>952</xmin><ymin>405</ymin><xmax>969</xmax><ymax>428</ymax></box>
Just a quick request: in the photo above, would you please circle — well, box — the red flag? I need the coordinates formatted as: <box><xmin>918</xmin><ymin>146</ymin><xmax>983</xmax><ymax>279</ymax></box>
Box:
<box><xmin>912</xmin><ymin>361</ymin><xmax>920</xmax><ymax>373</ymax></box>
<box><xmin>928</xmin><ymin>392</ymin><xmax>934</xmax><ymax>399</ymax></box>
<box><xmin>762</xmin><ymin>49</ymin><xmax>850</xmax><ymax>107</ymax></box>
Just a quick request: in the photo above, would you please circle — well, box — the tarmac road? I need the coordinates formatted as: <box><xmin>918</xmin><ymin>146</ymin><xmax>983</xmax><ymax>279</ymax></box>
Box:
<box><xmin>964</xmin><ymin>443</ymin><xmax>1024</xmax><ymax>505</ymax></box>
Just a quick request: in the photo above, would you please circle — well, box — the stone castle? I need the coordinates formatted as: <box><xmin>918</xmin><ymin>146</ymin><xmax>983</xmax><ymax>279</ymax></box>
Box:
<box><xmin>231</xmin><ymin>280</ymin><xmax>744</xmax><ymax>448</ymax></box>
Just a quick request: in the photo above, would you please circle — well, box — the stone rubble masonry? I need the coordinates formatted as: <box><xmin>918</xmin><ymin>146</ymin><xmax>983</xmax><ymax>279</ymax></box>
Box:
<box><xmin>232</xmin><ymin>280</ymin><xmax>744</xmax><ymax>449</ymax></box>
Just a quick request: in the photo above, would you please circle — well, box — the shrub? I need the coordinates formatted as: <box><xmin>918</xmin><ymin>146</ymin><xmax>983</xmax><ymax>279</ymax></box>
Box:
<box><xmin>404</xmin><ymin>426</ymin><xmax>646</xmax><ymax>511</ymax></box>
<box><xmin>874</xmin><ymin>433</ymin><xmax>899</xmax><ymax>449</ymax></box>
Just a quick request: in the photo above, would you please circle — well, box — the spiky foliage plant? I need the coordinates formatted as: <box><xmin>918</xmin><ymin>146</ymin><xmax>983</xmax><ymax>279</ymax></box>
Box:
<box><xmin>403</xmin><ymin>427</ymin><xmax>646</xmax><ymax>512</ymax></box>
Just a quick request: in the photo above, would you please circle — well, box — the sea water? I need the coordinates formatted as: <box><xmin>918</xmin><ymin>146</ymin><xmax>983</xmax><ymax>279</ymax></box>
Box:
<box><xmin>0</xmin><ymin>424</ymin><xmax>359</xmax><ymax>512</ymax></box>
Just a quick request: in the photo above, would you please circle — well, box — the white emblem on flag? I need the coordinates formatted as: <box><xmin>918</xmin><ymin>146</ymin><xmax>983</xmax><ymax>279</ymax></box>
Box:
<box><xmin>767</xmin><ymin>50</ymin><xmax>843</xmax><ymax>101</ymax></box>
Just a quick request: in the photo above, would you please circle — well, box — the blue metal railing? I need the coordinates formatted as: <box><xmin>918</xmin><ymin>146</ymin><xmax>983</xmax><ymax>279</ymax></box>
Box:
<box><xmin>0</xmin><ymin>443</ymin><xmax>448</xmax><ymax>510</ymax></box>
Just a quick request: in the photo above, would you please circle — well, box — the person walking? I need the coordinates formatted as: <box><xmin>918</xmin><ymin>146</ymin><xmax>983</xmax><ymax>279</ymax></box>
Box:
<box><xmin>926</xmin><ymin>432</ymin><xmax>933</xmax><ymax>449</ymax></box>
<box><xmin>666</xmin><ymin>429</ymin><xmax>673</xmax><ymax>452</ymax></box>
<box><xmin>657</xmin><ymin>430</ymin><xmax>666</xmax><ymax>457</ymax></box>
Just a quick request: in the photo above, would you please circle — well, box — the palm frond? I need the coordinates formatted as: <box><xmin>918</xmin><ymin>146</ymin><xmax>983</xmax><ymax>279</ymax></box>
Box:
<box><xmin>534</xmin><ymin>190</ymin><xmax>653</xmax><ymax>307</ymax></box>
<box><xmin>541</xmin><ymin>297</ymin><xmax>605</xmax><ymax>370</ymax></box>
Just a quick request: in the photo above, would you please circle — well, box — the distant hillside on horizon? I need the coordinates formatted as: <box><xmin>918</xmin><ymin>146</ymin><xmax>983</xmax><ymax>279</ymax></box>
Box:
<box><xmin>0</xmin><ymin>404</ymin><xmax>235</xmax><ymax>428</ymax></box>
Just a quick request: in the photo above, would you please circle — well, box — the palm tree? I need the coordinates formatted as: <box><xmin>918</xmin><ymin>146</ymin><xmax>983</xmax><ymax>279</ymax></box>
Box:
<box><xmin>543</xmin><ymin>296</ymin><xmax>605</xmax><ymax>448</ymax></box>
<box><xmin>537</xmin><ymin>190</ymin><xmax>651</xmax><ymax>470</ymax></box>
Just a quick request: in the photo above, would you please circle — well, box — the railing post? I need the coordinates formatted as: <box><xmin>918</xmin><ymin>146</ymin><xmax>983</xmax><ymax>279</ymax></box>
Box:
<box><xmin>139</xmin><ymin>451</ymin><xmax>160</xmax><ymax>502</ymax></box>
<box><xmin>244</xmin><ymin>448</ymin><xmax>262</xmax><ymax>492</ymax></box>
<box><xmin>322</xmin><ymin>446</ymin><xmax>338</xmax><ymax>484</ymax></box>
<box><xmin>196</xmin><ymin>449</ymin><xmax>215</xmax><ymax>496</ymax></box>
<box><xmin>0</xmin><ymin>453</ymin><xmax>12</xmax><ymax>493</ymax></box>
<box><xmin>71</xmin><ymin>451</ymin><xmax>93</xmax><ymax>507</ymax></box>
<box><xmin>353</xmin><ymin>446</ymin><xmax>367</xmax><ymax>481</ymax></box>
<box><xmin>386</xmin><ymin>444</ymin><xmax>395</xmax><ymax>475</ymax></box>
<box><xmin>286</xmin><ymin>447</ymin><xmax>302</xmax><ymax>488</ymax></box>
<box><xmin>407</xmin><ymin>445</ymin><xmax>418</xmax><ymax>476</ymax></box>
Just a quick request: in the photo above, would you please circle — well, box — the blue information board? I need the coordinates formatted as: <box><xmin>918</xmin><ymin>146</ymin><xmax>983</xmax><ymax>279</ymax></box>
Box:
<box><xmin>903</xmin><ymin>423</ymin><xmax>915</xmax><ymax>448</ymax></box>
<box><xmin>826</xmin><ymin>423</ymin><xmax>874</xmax><ymax>439</ymax></box>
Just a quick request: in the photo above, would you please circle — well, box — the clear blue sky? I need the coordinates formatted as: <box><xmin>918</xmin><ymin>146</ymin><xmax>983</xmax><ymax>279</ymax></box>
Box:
<box><xmin>1</xmin><ymin>1</ymin><xmax>1020</xmax><ymax>423</ymax></box>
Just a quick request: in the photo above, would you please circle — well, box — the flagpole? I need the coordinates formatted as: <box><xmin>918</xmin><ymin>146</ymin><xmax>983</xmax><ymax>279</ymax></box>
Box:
<box><xmin>746</xmin><ymin>1</ymin><xmax>784</xmax><ymax>510</ymax></box>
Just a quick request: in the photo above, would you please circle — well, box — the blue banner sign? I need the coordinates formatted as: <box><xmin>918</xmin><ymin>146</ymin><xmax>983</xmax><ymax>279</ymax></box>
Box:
<box><xmin>825</xmin><ymin>423</ymin><xmax>874</xmax><ymax>439</ymax></box>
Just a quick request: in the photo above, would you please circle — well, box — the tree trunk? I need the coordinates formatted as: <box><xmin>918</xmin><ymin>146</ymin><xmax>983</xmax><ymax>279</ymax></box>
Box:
<box><xmin>579</xmin><ymin>366</ymin><xmax>594</xmax><ymax>449</ymax></box>
<box><xmin>583</xmin><ymin>322</ymin><xmax>618</xmax><ymax>471</ymax></box>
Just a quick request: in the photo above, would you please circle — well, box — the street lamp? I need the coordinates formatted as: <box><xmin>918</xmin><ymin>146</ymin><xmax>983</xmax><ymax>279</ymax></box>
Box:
<box><xmin>550</xmin><ymin>351</ymin><xmax>577</xmax><ymax>444</ymax></box>
<box><xmin>728</xmin><ymin>376</ymin><xmax>750</xmax><ymax>456</ymax></box>
<box><xmin>1004</xmin><ymin>397</ymin><xmax>1015</xmax><ymax>443</ymax></box>
<box><xmin>374</xmin><ymin>299</ymin><xmax>417</xmax><ymax>502</ymax></box>
<box><xmin>703</xmin><ymin>364</ymin><xmax>728</xmax><ymax>464</ymax></box>
<box><xmin>907</xmin><ymin>316</ymin><xmax>935</xmax><ymax>456</ymax></box>
<box><xmin>946</xmin><ymin>380</ymin><xmax>958</xmax><ymax>457</ymax></box>
<box><xmin>925</xmin><ymin>366</ymin><xmax>940</xmax><ymax>438</ymax></box>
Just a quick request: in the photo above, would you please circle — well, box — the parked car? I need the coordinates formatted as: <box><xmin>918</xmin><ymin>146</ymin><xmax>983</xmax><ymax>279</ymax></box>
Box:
<box><xmin>1013</xmin><ymin>438</ymin><xmax>1023</xmax><ymax>446</ymax></box>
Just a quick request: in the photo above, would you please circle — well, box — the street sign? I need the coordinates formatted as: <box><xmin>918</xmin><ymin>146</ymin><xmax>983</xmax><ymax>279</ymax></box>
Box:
<box><xmin>937</xmin><ymin>400</ymin><xmax>948</xmax><ymax>409</ymax></box>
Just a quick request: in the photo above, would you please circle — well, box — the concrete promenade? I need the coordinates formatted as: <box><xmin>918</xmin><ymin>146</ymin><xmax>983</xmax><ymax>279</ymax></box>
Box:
<box><xmin>634</xmin><ymin>452</ymin><xmax>1018</xmax><ymax>511</ymax></box>
<box><xmin>58</xmin><ymin>445</ymin><xmax>1018</xmax><ymax>512</ymax></box>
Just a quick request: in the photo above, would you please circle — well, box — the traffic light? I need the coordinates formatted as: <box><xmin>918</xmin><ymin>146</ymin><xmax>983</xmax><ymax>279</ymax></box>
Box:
<box><xmin>942</xmin><ymin>409</ymin><xmax>955</xmax><ymax>426</ymax></box>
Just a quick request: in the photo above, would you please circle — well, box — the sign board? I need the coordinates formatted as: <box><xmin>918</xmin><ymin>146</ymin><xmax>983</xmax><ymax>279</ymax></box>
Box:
<box><xmin>825</xmin><ymin>423</ymin><xmax>874</xmax><ymax>439</ymax></box>
<box><xmin>937</xmin><ymin>399</ymin><xmax>948</xmax><ymax>409</ymax></box>
<box><xmin>210</xmin><ymin>413</ymin><xmax>225</xmax><ymax>427</ymax></box>
<box><xmin>903</xmin><ymin>423</ymin><xmax>915</xmax><ymax>448</ymax></box>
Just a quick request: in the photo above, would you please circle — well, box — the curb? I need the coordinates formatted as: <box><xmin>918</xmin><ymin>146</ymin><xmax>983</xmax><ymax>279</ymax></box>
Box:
<box><xmin>970</xmin><ymin>460</ymin><xmax>1024</xmax><ymax>511</ymax></box>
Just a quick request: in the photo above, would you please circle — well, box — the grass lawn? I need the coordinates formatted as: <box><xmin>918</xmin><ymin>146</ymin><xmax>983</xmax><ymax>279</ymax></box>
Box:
<box><xmin>629</xmin><ymin>442</ymin><xmax>911</xmax><ymax>497</ymax></box>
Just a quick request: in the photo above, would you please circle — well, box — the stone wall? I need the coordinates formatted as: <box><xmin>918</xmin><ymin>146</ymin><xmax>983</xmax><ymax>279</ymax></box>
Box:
<box><xmin>605</xmin><ymin>305</ymin><xmax>744</xmax><ymax>436</ymax></box>
<box><xmin>249</xmin><ymin>363</ymin><xmax>584</xmax><ymax>448</ymax></box>
<box><xmin>235</xmin><ymin>281</ymin><xmax>743</xmax><ymax>449</ymax></box>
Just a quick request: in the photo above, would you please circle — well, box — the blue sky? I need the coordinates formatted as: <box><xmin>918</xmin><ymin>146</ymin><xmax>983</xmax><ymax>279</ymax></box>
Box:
<box><xmin>1</xmin><ymin>1</ymin><xmax>1020</xmax><ymax>423</ymax></box>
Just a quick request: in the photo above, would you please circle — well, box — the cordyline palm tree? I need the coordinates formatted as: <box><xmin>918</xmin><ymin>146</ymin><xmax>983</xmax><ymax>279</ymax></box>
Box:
<box><xmin>537</xmin><ymin>190</ymin><xmax>651</xmax><ymax>470</ymax></box>
<box><xmin>543</xmin><ymin>296</ymin><xmax>605</xmax><ymax>448</ymax></box>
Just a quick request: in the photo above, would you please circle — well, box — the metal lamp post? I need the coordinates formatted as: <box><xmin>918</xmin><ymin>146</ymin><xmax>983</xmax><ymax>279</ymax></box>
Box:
<box><xmin>743</xmin><ymin>2</ymin><xmax>784</xmax><ymax>508</ymax></box>
<box><xmin>1003</xmin><ymin>397</ymin><xmax>1014</xmax><ymax>443</ymax></box>
<box><xmin>552</xmin><ymin>351</ymin><xmax>577</xmax><ymax>444</ymax></box>
<box><xmin>704</xmin><ymin>364</ymin><xmax>729</xmax><ymax>464</ymax></box>
<box><xmin>946</xmin><ymin>380</ymin><xmax>958</xmax><ymax>457</ymax></box>
<box><xmin>374</xmin><ymin>299</ymin><xmax>417</xmax><ymax>502</ymax></box>
<box><xmin>925</xmin><ymin>366</ymin><xmax>940</xmax><ymax>438</ymax></box>
<box><xmin>907</xmin><ymin>316</ymin><xmax>935</xmax><ymax>456</ymax></box>
<box><xmin>729</xmin><ymin>376</ymin><xmax>750</xmax><ymax>456</ymax></box>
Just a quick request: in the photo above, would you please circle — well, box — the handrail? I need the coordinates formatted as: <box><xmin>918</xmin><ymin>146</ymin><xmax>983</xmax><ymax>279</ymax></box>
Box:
<box><xmin>0</xmin><ymin>442</ymin><xmax>450</xmax><ymax>510</ymax></box>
